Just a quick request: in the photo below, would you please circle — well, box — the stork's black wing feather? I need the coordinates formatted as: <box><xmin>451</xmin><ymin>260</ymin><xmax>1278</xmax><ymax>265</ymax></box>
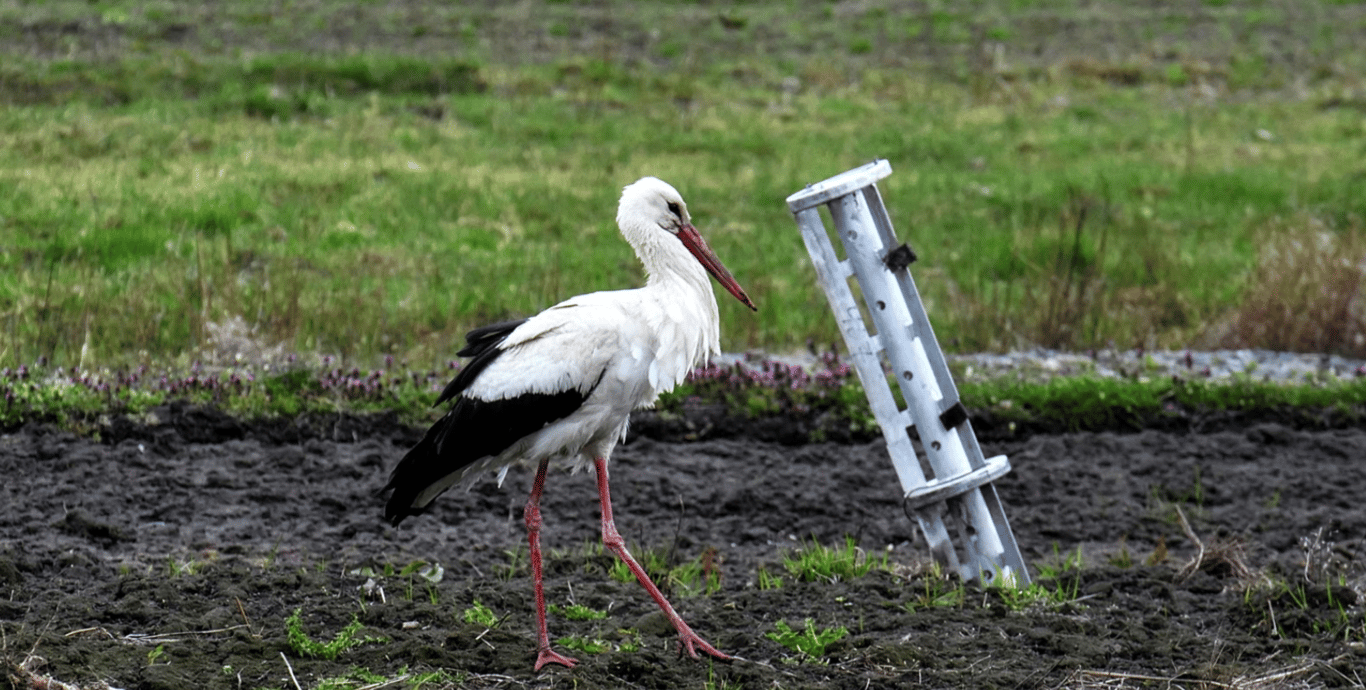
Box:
<box><xmin>434</xmin><ymin>319</ymin><xmax>528</xmax><ymax>407</ymax></box>
<box><xmin>382</xmin><ymin>317</ymin><xmax>590</xmax><ymax>527</ymax></box>
<box><xmin>382</xmin><ymin>388</ymin><xmax>585</xmax><ymax>526</ymax></box>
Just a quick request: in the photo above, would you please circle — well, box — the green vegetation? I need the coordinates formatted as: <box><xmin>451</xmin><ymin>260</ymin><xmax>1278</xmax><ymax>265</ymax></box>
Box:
<box><xmin>549</xmin><ymin>602</ymin><xmax>608</xmax><ymax>621</ymax></box>
<box><xmin>554</xmin><ymin>634</ymin><xmax>613</xmax><ymax>655</ymax></box>
<box><xmin>994</xmin><ymin>544</ymin><xmax>1086</xmax><ymax>610</ymax></box>
<box><xmin>311</xmin><ymin>667</ymin><xmax>462</xmax><ymax>690</ymax></box>
<box><xmin>608</xmin><ymin>545</ymin><xmax>723</xmax><ymax>597</ymax></box>
<box><xmin>285</xmin><ymin>608</ymin><xmax>386</xmax><ymax>661</ymax></box>
<box><xmin>3</xmin><ymin>1</ymin><xmax>1365</xmax><ymax>372</ymax></box>
<box><xmin>1243</xmin><ymin>577</ymin><xmax>1365</xmax><ymax>642</ymax></box>
<box><xmin>765</xmin><ymin>618</ymin><xmax>849</xmax><ymax>663</ymax></box>
<box><xmin>461</xmin><ymin>600</ymin><xmax>499</xmax><ymax>627</ymax></box>
<box><xmin>904</xmin><ymin>565</ymin><xmax>968</xmax><ymax>612</ymax></box>
<box><xmin>784</xmin><ymin>536</ymin><xmax>889</xmax><ymax>583</ymax></box>
<box><xmin>6</xmin><ymin>351</ymin><xmax>1366</xmax><ymax>440</ymax></box>
<box><xmin>757</xmin><ymin>566</ymin><xmax>785</xmax><ymax>591</ymax></box>
<box><xmin>998</xmin><ymin>573</ymin><xmax>1084</xmax><ymax>612</ymax></box>
<box><xmin>164</xmin><ymin>555</ymin><xmax>208</xmax><ymax>577</ymax></box>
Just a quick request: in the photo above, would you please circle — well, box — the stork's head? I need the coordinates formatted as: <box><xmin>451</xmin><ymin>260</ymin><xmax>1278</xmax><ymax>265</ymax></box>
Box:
<box><xmin>617</xmin><ymin>177</ymin><xmax>758</xmax><ymax>311</ymax></box>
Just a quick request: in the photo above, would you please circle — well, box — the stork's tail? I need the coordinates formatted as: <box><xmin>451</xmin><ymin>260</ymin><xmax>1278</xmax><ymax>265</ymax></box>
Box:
<box><xmin>381</xmin><ymin>420</ymin><xmax>455</xmax><ymax>526</ymax></box>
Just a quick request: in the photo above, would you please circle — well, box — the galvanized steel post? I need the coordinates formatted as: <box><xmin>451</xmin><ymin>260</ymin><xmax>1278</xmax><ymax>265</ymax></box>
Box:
<box><xmin>787</xmin><ymin>160</ymin><xmax>1029</xmax><ymax>585</ymax></box>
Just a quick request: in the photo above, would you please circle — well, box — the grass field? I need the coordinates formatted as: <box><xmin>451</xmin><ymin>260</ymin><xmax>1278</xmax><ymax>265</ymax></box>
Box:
<box><xmin>2</xmin><ymin>0</ymin><xmax>1365</xmax><ymax>370</ymax></box>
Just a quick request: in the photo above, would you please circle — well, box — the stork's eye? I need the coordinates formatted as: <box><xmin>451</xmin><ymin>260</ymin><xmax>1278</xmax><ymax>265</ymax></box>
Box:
<box><xmin>666</xmin><ymin>201</ymin><xmax>682</xmax><ymax>218</ymax></box>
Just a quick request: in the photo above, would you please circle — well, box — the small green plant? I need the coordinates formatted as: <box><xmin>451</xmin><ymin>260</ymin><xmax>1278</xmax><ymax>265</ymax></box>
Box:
<box><xmin>394</xmin><ymin>560</ymin><xmax>444</xmax><ymax>601</ymax></box>
<box><xmin>704</xmin><ymin>660</ymin><xmax>740</xmax><ymax>690</ymax></box>
<box><xmin>608</xmin><ymin>556</ymin><xmax>633</xmax><ymax>584</ymax></box>
<box><xmin>549</xmin><ymin>602</ymin><xmax>608</xmax><ymax>621</ymax></box>
<box><xmin>607</xmin><ymin>546</ymin><xmax>721</xmax><ymax>597</ymax></box>
<box><xmin>904</xmin><ymin>567</ymin><xmax>966</xmax><ymax>612</ymax></box>
<box><xmin>765</xmin><ymin>618</ymin><xmax>848</xmax><ymax>663</ymax></box>
<box><xmin>285</xmin><ymin>608</ymin><xmax>385</xmax><ymax>661</ymax></box>
<box><xmin>1244</xmin><ymin>577</ymin><xmax>1364</xmax><ymax>642</ymax></box>
<box><xmin>314</xmin><ymin>667</ymin><xmax>387</xmax><ymax>690</ymax></box>
<box><xmin>146</xmin><ymin>644</ymin><xmax>167</xmax><ymax>665</ymax></box>
<box><xmin>165</xmin><ymin>557</ymin><xmax>204</xmax><ymax>577</ymax></box>
<box><xmin>757</xmin><ymin>566</ymin><xmax>784</xmax><ymax>590</ymax></box>
<box><xmin>497</xmin><ymin>548</ymin><xmax>525</xmax><ymax>581</ymax></box>
<box><xmin>616</xmin><ymin>628</ymin><xmax>641</xmax><ymax>652</ymax></box>
<box><xmin>462</xmin><ymin>600</ymin><xmax>499</xmax><ymax>627</ymax></box>
<box><xmin>998</xmin><ymin>577</ymin><xmax>1082</xmax><ymax>612</ymax></box>
<box><xmin>261</xmin><ymin>542</ymin><xmax>282</xmax><ymax>571</ymax></box>
<box><xmin>1036</xmin><ymin>544</ymin><xmax>1085</xmax><ymax>579</ymax></box>
<box><xmin>669</xmin><ymin>548</ymin><xmax>724</xmax><ymax>597</ymax></box>
<box><xmin>783</xmin><ymin>536</ymin><xmax>887</xmax><ymax>583</ymax></box>
<box><xmin>1107</xmin><ymin>540</ymin><xmax>1134</xmax><ymax>568</ymax></box>
<box><xmin>410</xmin><ymin>669</ymin><xmax>463</xmax><ymax>689</ymax></box>
<box><xmin>556</xmin><ymin>634</ymin><xmax>612</xmax><ymax>655</ymax></box>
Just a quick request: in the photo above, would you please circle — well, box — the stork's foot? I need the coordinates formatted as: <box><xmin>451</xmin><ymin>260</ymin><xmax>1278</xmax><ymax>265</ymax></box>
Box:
<box><xmin>677</xmin><ymin>630</ymin><xmax>731</xmax><ymax>663</ymax></box>
<box><xmin>534</xmin><ymin>646</ymin><xmax>578</xmax><ymax>671</ymax></box>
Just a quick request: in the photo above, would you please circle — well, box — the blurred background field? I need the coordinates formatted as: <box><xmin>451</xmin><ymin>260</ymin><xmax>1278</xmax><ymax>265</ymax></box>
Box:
<box><xmin>1</xmin><ymin>0</ymin><xmax>1365</xmax><ymax>371</ymax></box>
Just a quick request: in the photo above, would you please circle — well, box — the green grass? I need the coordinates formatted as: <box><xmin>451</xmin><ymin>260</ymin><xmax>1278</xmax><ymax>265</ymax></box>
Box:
<box><xmin>461</xmin><ymin>600</ymin><xmax>499</xmax><ymax>628</ymax></box>
<box><xmin>765</xmin><ymin>618</ymin><xmax>849</xmax><ymax>664</ymax></box>
<box><xmin>2</xmin><ymin>1</ymin><xmax>1365</xmax><ymax>369</ymax></box>
<box><xmin>1243</xmin><ymin>577</ymin><xmax>1365</xmax><ymax>643</ymax></box>
<box><xmin>284</xmin><ymin>608</ymin><xmax>385</xmax><ymax>661</ymax></box>
<box><xmin>783</xmin><ymin>536</ymin><xmax>889</xmax><ymax>583</ymax></box>
<box><xmin>607</xmin><ymin>545</ymin><xmax>723</xmax><ymax>597</ymax></box>
<box><xmin>548</xmin><ymin>603</ymin><xmax>608</xmax><ymax>621</ymax></box>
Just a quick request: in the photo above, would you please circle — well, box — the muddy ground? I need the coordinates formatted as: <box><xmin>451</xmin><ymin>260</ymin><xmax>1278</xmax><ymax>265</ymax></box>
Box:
<box><xmin>2</xmin><ymin>405</ymin><xmax>1365</xmax><ymax>690</ymax></box>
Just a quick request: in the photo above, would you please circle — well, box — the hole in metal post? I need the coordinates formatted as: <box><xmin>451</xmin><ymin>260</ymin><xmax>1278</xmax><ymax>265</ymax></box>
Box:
<box><xmin>931</xmin><ymin>440</ymin><xmax>941</xmax><ymax>451</ymax></box>
<box><xmin>877</xmin><ymin>300</ymin><xmax>885</xmax><ymax>310</ymax></box>
<box><xmin>902</xmin><ymin>370</ymin><xmax>913</xmax><ymax>380</ymax></box>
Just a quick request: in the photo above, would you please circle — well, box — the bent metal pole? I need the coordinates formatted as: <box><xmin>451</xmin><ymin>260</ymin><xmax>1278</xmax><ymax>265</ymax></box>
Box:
<box><xmin>787</xmin><ymin>160</ymin><xmax>1029</xmax><ymax>585</ymax></box>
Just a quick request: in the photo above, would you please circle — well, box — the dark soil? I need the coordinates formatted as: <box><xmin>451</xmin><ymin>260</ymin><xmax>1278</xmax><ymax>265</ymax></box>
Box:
<box><xmin>3</xmin><ymin>404</ymin><xmax>1365</xmax><ymax>690</ymax></box>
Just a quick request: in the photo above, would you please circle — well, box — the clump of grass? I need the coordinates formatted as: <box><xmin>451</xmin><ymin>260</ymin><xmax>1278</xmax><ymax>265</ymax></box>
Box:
<box><xmin>783</xmin><ymin>536</ymin><xmax>888</xmax><ymax>583</ymax></box>
<box><xmin>462</xmin><ymin>600</ymin><xmax>499</xmax><ymax>627</ymax></box>
<box><xmin>904</xmin><ymin>564</ymin><xmax>967</xmax><ymax>612</ymax></box>
<box><xmin>757</xmin><ymin>566</ymin><xmax>784</xmax><ymax>590</ymax></box>
<box><xmin>284</xmin><ymin>609</ymin><xmax>385</xmax><ymax>661</ymax></box>
<box><xmin>765</xmin><ymin>619</ymin><xmax>848</xmax><ymax>664</ymax></box>
<box><xmin>549</xmin><ymin>603</ymin><xmax>608</xmax><ymax>621</ymax></box>
<box><xmin>1243</xmin><ymin>576</ymin><xmax>1364</xmax><ymax>642</ymax></box>
<box><xmin>554</xmin><ymin>635</ymin><xmax>612</xmax><ymax>655</ymax></box>
<box><xmin>607</xmin><ymin>545</ymin><xmax>723</xmax><ymax>597</ymax></box>
<box><xmin>997</xmin><ymin>576</ymin><xmax>1082</xmax><ymax>612</ymax></box>
<box><xmin>165</xmin><ymin>556</ymin><xmax>209</xmax><ymax>578</ymax></box>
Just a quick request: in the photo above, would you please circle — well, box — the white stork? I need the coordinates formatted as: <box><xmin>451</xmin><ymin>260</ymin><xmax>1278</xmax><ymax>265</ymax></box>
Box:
<box><xmin>382</xmin><ymin>177</ymin><xmax>756</xmax><ymax>670</ymax></box>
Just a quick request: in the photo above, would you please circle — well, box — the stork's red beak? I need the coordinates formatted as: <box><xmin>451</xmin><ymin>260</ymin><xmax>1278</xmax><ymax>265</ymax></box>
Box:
<box><xmin>676</xmin><ymin>224</ymin><xmax>758</xmax><ymax>311</ymax></box>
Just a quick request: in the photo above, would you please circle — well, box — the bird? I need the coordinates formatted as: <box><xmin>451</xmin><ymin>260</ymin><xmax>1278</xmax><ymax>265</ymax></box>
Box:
<box><xmin>381</xmin><ymin>176</ymin><xmax>757</xmax><ymax>671</ymax></box>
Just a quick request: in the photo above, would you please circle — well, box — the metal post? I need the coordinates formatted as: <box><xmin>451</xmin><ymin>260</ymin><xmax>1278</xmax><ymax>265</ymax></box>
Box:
<box><xmin>786</xmin><ymin>160</ymin><xmax>1029</xmax><ymax>585</ymax></box>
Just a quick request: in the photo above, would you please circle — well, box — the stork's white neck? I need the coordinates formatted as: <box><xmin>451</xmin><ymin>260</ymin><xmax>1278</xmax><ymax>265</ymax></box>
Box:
<box><xmin>622</xmin><ymin>220</ymin><xmax>723</xmax><ymax>364</ymax></box>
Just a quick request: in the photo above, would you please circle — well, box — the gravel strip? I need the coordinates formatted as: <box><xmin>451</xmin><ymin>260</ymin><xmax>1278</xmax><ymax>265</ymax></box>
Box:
<box><xmin>718</xmin><ymin>349</ymin><xmax>1366</xmax><ymax>384</ymax></box>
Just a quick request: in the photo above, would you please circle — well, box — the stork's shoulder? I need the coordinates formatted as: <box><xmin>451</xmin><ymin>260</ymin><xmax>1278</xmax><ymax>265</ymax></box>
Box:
<box><xmin>499</xmin><ymin>290</ymin><xmax>646</xmax><ymax>347</ymax></box>
<box><xmin>463</xmin><ymin>289</ymin><xmax>649</xmax><ymax>401</ymax></box>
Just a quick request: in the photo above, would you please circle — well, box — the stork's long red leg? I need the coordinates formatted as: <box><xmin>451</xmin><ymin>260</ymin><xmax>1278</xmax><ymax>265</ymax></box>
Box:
<box><xmin>593</xmin><ymin>456</ymin><xmax>730</xmax><ymax>662</ymax></box>
<box><xmin>527</xmin><ymin>457</ymin><xmax>577</xmax><ymax>671</ymax></box>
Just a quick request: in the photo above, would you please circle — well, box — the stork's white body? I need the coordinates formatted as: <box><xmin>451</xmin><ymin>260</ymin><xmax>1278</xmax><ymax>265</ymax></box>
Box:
<box><xmin>404</xmin><ymin>182</ymin><xmax>728</xmax><ymax>507</ymax></box>
<box><xmin>383</xmin><ymin>176</ymin><xmax>754</xmax><ymax>670</ymax></box>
